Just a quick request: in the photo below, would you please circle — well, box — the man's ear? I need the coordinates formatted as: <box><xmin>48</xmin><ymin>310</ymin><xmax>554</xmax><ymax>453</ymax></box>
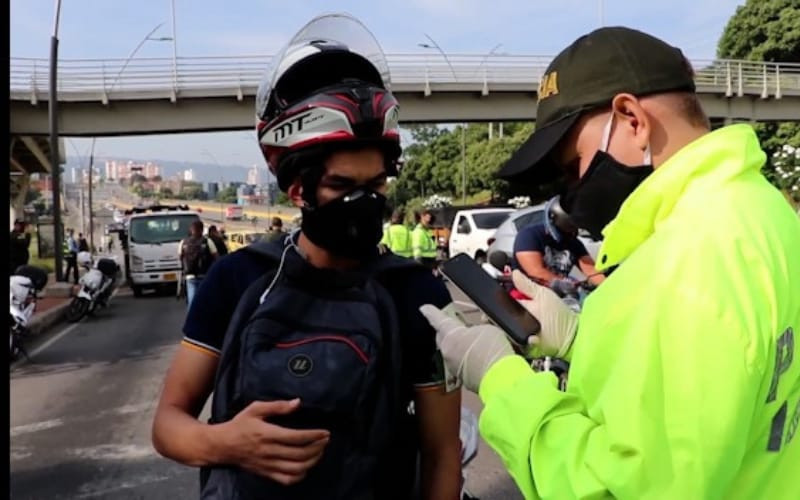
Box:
<box><xmin>287</xmin><ymin>179</ymin><xmax>305</xmax><ymax>208</ymax></box>
<box><xmin>611</xmin><ymin>93</ymin><xmax>651</xmax><ymax>153</ymax></box>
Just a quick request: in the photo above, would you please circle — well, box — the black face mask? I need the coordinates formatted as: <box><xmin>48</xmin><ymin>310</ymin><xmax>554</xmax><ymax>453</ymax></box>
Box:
<box><xmin>562</xmin><ymin>151</ymin><xmax>653</xmax><ymax>240</ymax></box>
<box><xmin>301</xmin><ymin>188</ymin><xmax>386</xmax><ymax>260</ymax></box>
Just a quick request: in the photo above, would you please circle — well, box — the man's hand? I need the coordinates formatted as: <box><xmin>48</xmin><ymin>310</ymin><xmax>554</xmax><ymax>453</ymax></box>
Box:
<box><xmin>512</xmin><ymin>270</ymin><xmax>579</xmax><ymax>358</ymax></box>
<box><xmin>218</xmin><ymin>399</ymin><xmax>330</xmax><ymax>485</ymax></box>
<box><xmin>419</xmin><ymin>305</ymin><xmax>513</xmax><ymax>393</ymax></box>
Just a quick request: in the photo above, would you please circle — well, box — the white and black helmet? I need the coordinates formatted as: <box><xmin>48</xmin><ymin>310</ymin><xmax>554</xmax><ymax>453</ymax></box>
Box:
<box><xmin>255</xmin><ymin>13</ymin><xmax>401</xmax><ymax>191</ymax></box>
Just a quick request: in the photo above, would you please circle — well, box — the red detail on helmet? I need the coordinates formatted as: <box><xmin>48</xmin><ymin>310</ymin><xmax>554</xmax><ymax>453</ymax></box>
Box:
<box><xmin>259</xmin><ymin>85</ymin><xmax>401</xmax><ymax>183</ymax></box>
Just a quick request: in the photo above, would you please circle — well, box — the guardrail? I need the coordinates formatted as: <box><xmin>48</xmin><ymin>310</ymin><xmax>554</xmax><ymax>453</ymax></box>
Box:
<box><xmin>10</xmin><ymin>54</ymin><xmax>800</xmax><ymax>103</ymax></box>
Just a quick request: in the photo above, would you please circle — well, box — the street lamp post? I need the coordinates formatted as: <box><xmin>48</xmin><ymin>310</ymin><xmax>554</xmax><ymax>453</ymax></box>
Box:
<box><xmin>170</xmin><ymin>0</ymin><xmax>178</xmax><ymax>93</ymax></box>
<box><xmin>201</xmin><ymin>149</ymin><xmax>225</xmax><ymax>221</ymax></box>
<box><xmin>108</xmin><ymin>23</ymin><xmax>173</xmax><ymax>92</ymax></box>
<box><xmin>418</xmin><ymin>34</ymin><xmax>468</xmax><ymax>204</ymax></box>
<box><xmin>417</xmin><ymin>33</ymin><xmax>458</xmax><ymax>81</ymax></box>
<box><xmin>50</xmin><ymin>0</ymin><xmax>64</xmax><ymax>281</ymax></box>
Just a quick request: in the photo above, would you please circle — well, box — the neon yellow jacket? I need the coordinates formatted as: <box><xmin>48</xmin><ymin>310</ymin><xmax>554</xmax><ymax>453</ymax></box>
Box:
<box><xmin>412</xmin><ymin>223</ymin><xmax>437</xmax><ymax>259</ymax></box>
<box><xmin>478</xmin><ymin>125</ymin><xmax>800</xmax><ymax>499</ymax></box>
<box><xmin>380</xmin><ymin>223</ymin><xmax>413</xmax><ymax>257</ymax></box>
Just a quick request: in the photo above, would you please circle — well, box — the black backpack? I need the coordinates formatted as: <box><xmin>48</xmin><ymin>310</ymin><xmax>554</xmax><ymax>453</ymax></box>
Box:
<box><xmin>200</xmin><ymin>238</ymin><xmax>424</xmax><ymax>500</ymax></box>
<box><xmin>182</xmin><ymin>236</ymin><xmax>213</xmax><ymax>276</ymax></box>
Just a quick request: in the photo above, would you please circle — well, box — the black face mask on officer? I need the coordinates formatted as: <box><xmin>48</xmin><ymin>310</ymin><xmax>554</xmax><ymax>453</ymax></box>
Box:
<box><xmin>301</xmin><ymin>185</ymin><xmax>387</xmax><ymax>260</ymax></box>
<box><xmin>561</xmin><ymin>113</ymin><xmax>654</xmax><ymax>240</ymax></box>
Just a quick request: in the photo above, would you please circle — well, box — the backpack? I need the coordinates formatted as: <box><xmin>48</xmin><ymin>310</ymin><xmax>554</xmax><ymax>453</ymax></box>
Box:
<box><xmin>200</xmin><ymin>237</ymin><xmax>424</xmax><ymax>500</ymax></box>
<box><xmin>182</xmin><ymin>236</ymin><xmax>213</xmax><ymax>276</ymax></box>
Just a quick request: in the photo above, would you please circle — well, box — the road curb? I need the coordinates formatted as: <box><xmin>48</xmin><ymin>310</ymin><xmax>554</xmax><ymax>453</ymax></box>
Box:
<box><xmin>27</xmin><ymin>301</ymin><xmax>72</xmax><ymax>338</ymax></box>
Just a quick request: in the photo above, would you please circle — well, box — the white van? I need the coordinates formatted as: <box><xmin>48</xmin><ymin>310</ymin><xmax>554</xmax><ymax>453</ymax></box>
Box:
<box><xmin>121</xmin><ymin>205</ymin><xmax>201</xmax><ymax>297</ymax></box>
<box><xmin>448</xmin><ymin>207</ymin><xmax>515</xmax><ymax>264</ymax></box>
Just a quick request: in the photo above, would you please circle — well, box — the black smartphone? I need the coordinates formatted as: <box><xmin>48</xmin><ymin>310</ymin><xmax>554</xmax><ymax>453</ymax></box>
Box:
<box><xmin>440</xmin><ymin>253</ymin><xmax>541</xmax><ymax>346</ymax></box>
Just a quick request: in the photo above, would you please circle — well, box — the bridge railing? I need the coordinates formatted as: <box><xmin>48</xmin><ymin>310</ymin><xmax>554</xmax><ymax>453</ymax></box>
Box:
<box><xmin>9</xmin><ymin>54</ymin><xmax>800</xmax><ymax>101</ymax></box>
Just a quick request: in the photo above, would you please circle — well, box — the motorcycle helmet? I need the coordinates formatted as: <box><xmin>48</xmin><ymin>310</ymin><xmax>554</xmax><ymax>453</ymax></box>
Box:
<box><xmin>255</xmin><ymin>13</ymin><xmax>401</xmax><ymax>192</ymax></box>
<box><xmin>77</xmin><ymin>251</ymin><xmax>93</xmax><ymax>268</ymax></box>
<box><xmin>10</xmin><ymin>276</ymin><xmax>34</xmax><ymax>304</ymax></box>
<box><xmin>544</xmin><ymin>195</ymin><xmax>579</xmax><ymax>243</ymax></box>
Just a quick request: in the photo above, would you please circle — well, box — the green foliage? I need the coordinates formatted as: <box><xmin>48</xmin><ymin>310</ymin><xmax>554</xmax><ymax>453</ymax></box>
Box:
<box><xmin>718</xmin><ymin>0</ymin><xmax>800</xmax><ymax>195</ymax></box>
<box><xmin>25</xmin><ymin>187</ymin><xmax>42</xmax><ymax>205</ymax></box>
<box><xmin>717</xmin><ymin>0</ymin><xmax>800</xmax><ymax>62</ymax></box>
<box><xmin>216</xmin><ymin>186</ymin><xmax>238</xmax><ymax>203</ymax></box>
<box><xmin>181</xmin><ymin>181</ymin><xmax>205</xmax><ymax>200</ymax></box>
<box><xmin>772</xmin><ymin>144</ymin><xmax>800</xmax><ymax>203</ymax></box>
<box><xmin>275</xmin><ymin>191</ymin><xmax>292</xmax><ymax>206</ymax></box>
<box><xmin>391</xmin><ymin>122</ymin><xmax>542</xmax><ymax>210</ymax></box>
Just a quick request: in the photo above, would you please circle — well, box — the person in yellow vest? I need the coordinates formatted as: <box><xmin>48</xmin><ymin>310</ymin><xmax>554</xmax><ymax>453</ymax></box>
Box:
<box><xmin>412</xmin><ymin>209</ymin><xmax>438</xmax><ymax>270</ymax></box>
<box><xmin>379</xmin><ymin>209</ymin><xmax>412</xmax><ymax>257</ymax></box>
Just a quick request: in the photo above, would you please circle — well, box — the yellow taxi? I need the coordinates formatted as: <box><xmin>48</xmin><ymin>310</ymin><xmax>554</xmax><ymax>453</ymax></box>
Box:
<box><xmin>225</xmin><ymin>230</ymin><xmax>271</xmax><ymax>252</ymax></box>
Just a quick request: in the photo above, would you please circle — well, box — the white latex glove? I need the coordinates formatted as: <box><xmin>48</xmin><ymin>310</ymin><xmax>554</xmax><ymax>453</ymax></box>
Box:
<box><xmin>420</xmin><ymin>304</ymin><xmax>514</xmax><ymax>393</ymax></box>
<box><xmin>512</xmin><ymin>270</ymin><xmax>579</xmax><ymax>359</ymax></box>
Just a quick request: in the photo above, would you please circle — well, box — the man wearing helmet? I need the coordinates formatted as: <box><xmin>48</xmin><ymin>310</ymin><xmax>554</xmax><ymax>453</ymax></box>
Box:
<box><xmin>152</xmin><ymin>14</ymin><xmax>462</xmax><ymax>500</ymax></box>
<box><xmin>512</xmin><ymin>196</ymin><xmax>604</xmax><ymax>292</ymax></box>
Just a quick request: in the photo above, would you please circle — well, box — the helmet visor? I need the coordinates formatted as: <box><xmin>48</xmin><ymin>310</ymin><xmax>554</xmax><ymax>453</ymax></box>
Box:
<box><xmin>256</xmin><ymin>13</ymin><xmax>390</xmax><ymax>119</ymax></box>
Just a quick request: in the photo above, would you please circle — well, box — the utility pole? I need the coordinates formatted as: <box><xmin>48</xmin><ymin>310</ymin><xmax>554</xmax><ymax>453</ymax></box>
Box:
<box><xmin>50</xmin><ymin>0</ymin><xmax>64</xmax><ymax>281</ymax></box>
<box><xmin>88</xmin><ymin>138</ymin><xmax>96</xmax><ymax>252</ymax></box>
<box><xmin>461</xmin><ymin>124</ymin><xmax>467</xmax><ymax>205</ymax></box>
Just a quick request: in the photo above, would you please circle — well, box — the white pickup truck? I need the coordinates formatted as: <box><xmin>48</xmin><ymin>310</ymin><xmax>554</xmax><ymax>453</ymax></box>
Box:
<box><xmin>447</xmin><ymin>207</ymin><xmax>515</xmax><ymax>264</ymax></box>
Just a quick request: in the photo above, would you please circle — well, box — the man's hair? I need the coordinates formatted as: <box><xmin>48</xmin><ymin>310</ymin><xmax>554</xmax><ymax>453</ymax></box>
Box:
<box><xmin>191</xmin><ymin>220</ymin><xmax>204</xmax><ymax>234</ymax></box>
<box><xmin>673</xmin><ymin>92</ymin><xmax>710</xmax><ymax>129</ymax></box>
<box><xmin>271</xmin><ymin>217</ymin><xmax>282</xmax><ymax>228</ymax></box>
<box><xmin>391</xmin><ymin>209</ymin><xmax>405</xmax><ymax>224</ymax></box>
<box><xmin>208</xmin><ymin>225</ymin><xmax>218</xmax><ymax>233</ymax></box>
<box><xmin>414</xmin><ymin>209</ymin><xmax>431</xmax><ymax>223</ymax></box>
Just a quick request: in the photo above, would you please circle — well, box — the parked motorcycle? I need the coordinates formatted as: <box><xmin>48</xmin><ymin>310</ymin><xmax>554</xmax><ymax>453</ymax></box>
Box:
<box><xmin>10</xmin><ymin>265</ymin><xmax>48</xmax><ymax>360</ymax></box>
<box><xmin>65</xmin><ymin>252</ymin><xmax>120</xmax><ymax>323</ymax></box>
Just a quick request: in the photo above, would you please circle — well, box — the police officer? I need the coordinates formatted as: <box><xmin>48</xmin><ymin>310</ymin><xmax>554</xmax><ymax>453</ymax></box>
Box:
<box><xmin>380</xmin><ymin>209</ymin><xmax>413</xmax><ymax>257</ymax></box>
<box><xmin>411</xmin><ymin>209</ymin><xmax>437</xmax><ymax>269</ymax></box>
<box><xmin>421</xmin><ymin>27</ymin><xmax>800</xmax><ymax>498</ymax></box>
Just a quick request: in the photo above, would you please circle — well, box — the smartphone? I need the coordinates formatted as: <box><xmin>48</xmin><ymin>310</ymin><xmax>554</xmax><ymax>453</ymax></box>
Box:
<box><xmin>440</xmin><ymin>253</ymin><xmax>541</xmax><ymax>346</ymax></box>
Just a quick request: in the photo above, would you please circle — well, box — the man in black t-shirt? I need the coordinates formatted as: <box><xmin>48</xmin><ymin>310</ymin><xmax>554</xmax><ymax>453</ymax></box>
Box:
<box><xmin>151</xmin><ymin>19</ymin><xmax>461</xmax><ymax>500</ymax></box>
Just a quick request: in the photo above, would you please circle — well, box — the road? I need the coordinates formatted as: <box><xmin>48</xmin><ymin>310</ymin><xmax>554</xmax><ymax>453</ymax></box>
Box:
<box><xmin>10</xmin><ymin>281</ymin><xmax>522</xmax><ymax>500</ymax></box>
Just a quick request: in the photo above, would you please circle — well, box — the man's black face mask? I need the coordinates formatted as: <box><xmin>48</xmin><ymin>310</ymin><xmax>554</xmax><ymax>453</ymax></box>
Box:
<box><xmin>301</xmin><ymin>187</ymin><xmax>387</xmax><ymax>260</ymax></box>
<box><xmin>559</xmin><ymin>113</ymin><xmax>653</xmax><ymax>240</ymax></box>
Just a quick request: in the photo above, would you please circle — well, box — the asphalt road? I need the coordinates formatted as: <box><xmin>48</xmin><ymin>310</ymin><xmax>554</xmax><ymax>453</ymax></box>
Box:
<box><xmin>10</xmin><ymin>280</ymin><xmax>523</xmax><ymax>499</ymax></box>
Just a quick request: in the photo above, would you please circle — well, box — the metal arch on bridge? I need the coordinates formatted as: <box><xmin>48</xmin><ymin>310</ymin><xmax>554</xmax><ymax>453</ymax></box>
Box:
<box><xmin>9</xmin><ymin>54</ymin><xmax>800</xmax><ymax>136</ymax></box>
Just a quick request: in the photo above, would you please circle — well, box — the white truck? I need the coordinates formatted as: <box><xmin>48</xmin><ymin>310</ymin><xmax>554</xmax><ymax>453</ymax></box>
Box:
<box><xmin>113</xmin><ymin>204</ymin><xmax>201</xmax><ymax>297</ymax></box>
<box><xmin>446</xmin><ymin>207</ymin><xmax>515</xmax><ymax>264</ymax></box>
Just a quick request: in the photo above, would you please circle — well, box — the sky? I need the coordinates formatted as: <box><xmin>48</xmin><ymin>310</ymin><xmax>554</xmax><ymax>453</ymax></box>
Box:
<box><xmin>11</xmin><ymin>0</ymin><xmax>746</xmax><ymax>169</ymax></box>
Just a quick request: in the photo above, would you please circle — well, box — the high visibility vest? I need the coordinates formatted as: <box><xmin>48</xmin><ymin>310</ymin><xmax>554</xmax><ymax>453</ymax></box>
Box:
<box><xmin>380</xmin><ymin>224</ymin><xmax>413</xmax><ymax>257</ymax></box>
<box><xmin>412</xmin><ymin>224</ymin><xmax>437</xmax><ymax>259</ymax></box>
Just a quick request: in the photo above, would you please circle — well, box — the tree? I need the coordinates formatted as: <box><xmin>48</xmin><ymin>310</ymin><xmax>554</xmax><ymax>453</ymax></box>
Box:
<box><xmin>25</xmin><ymin>187</ymin><xmax>42</xmax><ymax>205</ymax></box>
<box><xmin>150</xmin><ymin>175</ymin><xmax>163</xmax><ymax>183</ymax></box>
<box><xmin>718</xmin><ymin>0</ymin><xmax>800</xmax><ymax>198</ymax></box>
<box><xmin>130</xmin><ymin>174</ymin><xmax>147</xmax><ymax>185</ymax></box>
<box><xmin>217</xmin><ymin>186</ymin><xmax>238</xmax><ymax>203</ymax></box>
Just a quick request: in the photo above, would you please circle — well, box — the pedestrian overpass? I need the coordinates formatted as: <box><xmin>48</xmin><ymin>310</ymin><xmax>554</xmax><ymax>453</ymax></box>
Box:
<box><xmin>10</xmin><ymin>54</ymin><xmax>800</xmax><ymax>137</ymax></box>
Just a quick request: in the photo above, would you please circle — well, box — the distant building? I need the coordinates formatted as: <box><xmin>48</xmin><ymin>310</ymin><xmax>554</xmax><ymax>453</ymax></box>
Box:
<box><xmin>205</xmin><ymin>182</ymin><xmax>219</xmax><ymax>200</ymax></box>
<box><xmin>183</xmin><ymin>169</ymin><xmax>195</xmax><ymax>182</ymax></box>
<box><xmin>247</xmin><ymin>164</ymin><xmax>263</xmax><ymax>186</ymax></box>
<box><xmin>104</xmin><ymin>160</ymin><xmax>161</xmax><ymax>181</ymax></box>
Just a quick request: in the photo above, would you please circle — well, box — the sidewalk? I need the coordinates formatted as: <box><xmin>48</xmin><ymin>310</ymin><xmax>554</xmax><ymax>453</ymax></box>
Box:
<box><xmin>25</xmin><ymin>273</ymin><xmax>77</xmax><ymax>338</ymax></box>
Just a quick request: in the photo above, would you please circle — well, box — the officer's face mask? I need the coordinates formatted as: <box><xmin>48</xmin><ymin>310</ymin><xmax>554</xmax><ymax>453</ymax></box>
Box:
<box><xmin>562</xmin><ymin>113</ymin><xmax>653</xmax><ymax>240</ymax></box>
<box><xmin>301</xmin><ymin>187</ymin><xmax>386</xmax><ymax>260</ymax></box>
